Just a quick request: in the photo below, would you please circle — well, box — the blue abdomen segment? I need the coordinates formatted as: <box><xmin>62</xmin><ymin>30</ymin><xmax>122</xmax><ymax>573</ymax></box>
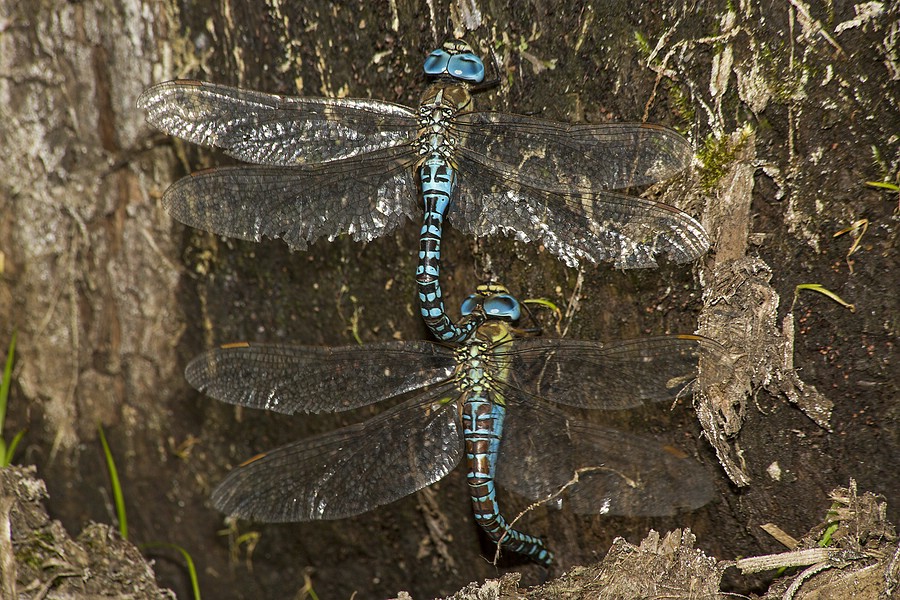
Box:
<box><xmin>416</xmin><ymin>155</ymin><xmax>479</xmax><ymax>342</ymax></box>
<box><xmin>462</xmin><ymin>396</ymin><xmax>553</xmax><ymax>567</ymax></box>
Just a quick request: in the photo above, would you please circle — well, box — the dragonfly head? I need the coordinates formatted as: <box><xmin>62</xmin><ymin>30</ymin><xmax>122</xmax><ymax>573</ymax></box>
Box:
<box><xmin>423</xmin><ymin>39</ymin><xmax>485</xmax><ymax>84</ymax></box>
<box><xmin>460</xmin><ymin>283</ymin><xmax>521</xmax><ymax>322</ymax></box>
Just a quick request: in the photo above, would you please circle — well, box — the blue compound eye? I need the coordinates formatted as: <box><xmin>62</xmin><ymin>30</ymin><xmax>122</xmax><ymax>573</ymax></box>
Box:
<box><xmin>483</xmin><ymin>294</ymin><xmax>521</xmax><ymax>320</ymax></box>
<box><xmin>460</xmin><ymin>294</ymin><xmax>482</xmax><ymax>316</ymax></box>
<box><xmin>446</xmin><ymin>53</ymin><xmax>485</xmax><ymax>83</ymax></box>
<box><xmin>423</xmin><ymin>49</ymin><xmax>451</xmax><ymax>77</ymax></box>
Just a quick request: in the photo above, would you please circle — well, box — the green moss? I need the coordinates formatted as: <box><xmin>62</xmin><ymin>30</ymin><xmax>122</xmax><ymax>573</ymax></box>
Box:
<box><xmin>666</xmin><ymin>84</ymin><xmax>695</xmax><ymax>134</ymax></box>
<box><xmin>632</xmin><ymin>31</ymin><xmax>652</xmax><ymax>58</ymax></box>
<box><xmin>18</xmin><ymin>547</ymin><xmax>44</xmax><ymax>570</ymax></box>
<box><xmin>696</xmin><ymin>129</ymin><xmax>752</xmax><ymax>192</ymax></box>
<box><xmin>17</xmin><ymin>529</ymin><xmax>60</xmax><ymax>570</ymax></box>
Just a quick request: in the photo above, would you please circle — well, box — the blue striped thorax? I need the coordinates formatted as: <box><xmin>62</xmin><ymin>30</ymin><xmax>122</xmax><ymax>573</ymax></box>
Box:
<box><xmin>423</xmin><ymin>40</ymin><xmax>486</xmax><ymax>83</ymax></box>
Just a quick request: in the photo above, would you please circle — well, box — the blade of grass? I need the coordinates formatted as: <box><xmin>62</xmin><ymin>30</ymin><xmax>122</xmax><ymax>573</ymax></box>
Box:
<box><xmin>792</xmin><ymin>284</ymin><xmax>856</xmax><ymax>313</ymax></box>
<box><xmin>4</xmin><ymin>429</ymin><xmax>26</xmax><ymax>466</ymax></box>
<box><xmin>300</xmin><ymin>572</ymin><xmax>320</xmax><ymax>600</ymax></box>
<box><xmin>819</xmin><ymin>522</ymin><xmax>840</xmax><ymax>547</ymax></box>
<box><xmin>98</xmin><ymin>424</ymin><xmax>128</xmax><ymax>539</ymax></box>
<box><xmin>1</xmin><ymin>331</ymin><xmax>25</xmax><ymax>467</ymax></box>
<box><xmin>864</xmin><ymin>180</ymin><xmax>899</xmax><ymax>191</ymax></box>
<box><xmin>0</xmin><ymin>331</ymin><xmax>17</xmax><ymax>433</ymax></box>
<box><xmin>523</xmin><ymin>297</ymin><xmax>561</xmax><ymax>314</ymax></box>
<box><xmin>143</xmin><ymin>543</ymin><xmax>201</xmax><ymax>600</ymax></box>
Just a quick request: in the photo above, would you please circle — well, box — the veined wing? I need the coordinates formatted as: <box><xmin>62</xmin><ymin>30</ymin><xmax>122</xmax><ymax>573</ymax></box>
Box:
<box><xmin>186</xmin><ymin>340</ymin><xmax>457</xmax><ymax>415</ymax></box>
<box><xmin>212</xmin><ymin>386</ymin><xmax>464</xmax><ymax>522</ymax></box>
<box><xmin>163</xmin><ymin>144</ymin><xmax>419</xmax><ymax>250</ymax></box>
<box><xmin>138</xmin><ymin>80</ymin><xmax>418</xmax><ymax>165</ymax></box>
<box><xmin>456</xmin><ymin>114</ymin><xmax>692</xmax><ymax>192</ymax></box>
<box><xmin>495</xmin><ymin>396</ymin><xmax>713</xmax><ymax>516</ymax></box>
<box><xmin>450</xmin><ymin>154</ymin><xmax>709</xmax><ymax>267</ymax></box>
<box><xmin>496</xmin><ymin>335</ymin><xmax>733</xmax><ymax>410</ymax></box>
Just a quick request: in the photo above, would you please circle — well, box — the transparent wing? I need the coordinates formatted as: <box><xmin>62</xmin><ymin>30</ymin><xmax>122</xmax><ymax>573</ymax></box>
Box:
<box><xmin>456</xmin><ymin>114</ymin><xmax>691</xmax><ymax>192</ymax></box>
<box><xmin>138</xmin><ymin>80</ymin><xmax>417</xmax><ymax>165</ymax></box>
<box><xmin>162</xmin><ymin>145</ymin><xmax>419</xmax><ymax>250</ymax></box>
<box><xmin>186</xmin><ymin>340</ymin><xmax>457</xmax><ymax>415</ymax></box>
<box><xmin>497</xmin><ymin>335</ymin><xmax>733</xmax><ymax>410</ymax></box>
<box><xmin>495</xmin><ymin>396</ymin><xmax>713</xmax><ymax>516</ymax></box>
<box><xmin>451</xmin><ymin>153</ymin><xmax>708</xmax><ymax>268</ymax></box>
<box><xmin>211</xmin><ymin>386</ymin><xmax>464</xmax><ymax>522</ymax></box>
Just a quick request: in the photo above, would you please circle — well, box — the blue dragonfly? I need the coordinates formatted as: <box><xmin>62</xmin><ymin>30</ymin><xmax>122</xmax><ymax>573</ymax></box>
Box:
<box><xmin>138</xmin><ymin>40</ymin><xmax>708</xmax><ymax>343</ymax></box>
<box><xmin>186</xmin><ymin>285</ymin><xmax>730</xmax><ymax>566</ymax></box>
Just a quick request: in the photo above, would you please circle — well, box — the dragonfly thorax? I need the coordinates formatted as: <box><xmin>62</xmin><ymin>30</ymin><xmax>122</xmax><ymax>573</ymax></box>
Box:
<box><xmin>415</xmin><ymin>86</ymin><xmax>469</xmax><ymax>163</ymax></box>
<box><xmin>418</xmin><ymin>86</ymin><xmax>473</xmax><ymax>124</ymax></box>
<box><xmin>454</xmin><ymin>338</ymin><xmax>495</xmax><ymax>393</ymax></box>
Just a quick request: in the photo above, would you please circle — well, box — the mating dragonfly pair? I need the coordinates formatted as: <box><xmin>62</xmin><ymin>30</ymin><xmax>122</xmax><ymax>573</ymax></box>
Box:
<box><xmin>139</xmin><ymin>39</ymin><xmax>722</xmax><ymax>566</ymax></box>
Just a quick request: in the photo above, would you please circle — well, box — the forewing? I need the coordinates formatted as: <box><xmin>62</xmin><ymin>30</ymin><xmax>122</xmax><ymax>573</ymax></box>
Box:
<box><xmin>451</xmin><ymin>149</ymin><xmax>707</xmax><ymax>268</ymax></box>
<box><xmin>495</xmin><ymin>396</ymin><xmax>713</xmax><ymax>516</ymax></box>
<box><xmin>138</xmin><ymin>80</ymin><xmax>417</xmax><ymax>165</ymax></box>
<box><xmin>456</xmin><ymin>113</ymin><xmax>691</xmax><ymax>192</ymax></box>
<box><xmin>162</xmin><ymin>145</ymin><xmax>419</xmax><ymax>249</ymax></box>
<box><xmin>501</xmin><ymin>335</ymin><xmax>733</xmax><ymax>410</ymax></box>
<box><xmin>186</xmin><ymin>340</ymin><xmax>456</xmax><ymax>415</ymax></box>
<box><xmin>211</xmin><ymin>388</ymin><xmax>464</xmax><ymax>522</ymax></box>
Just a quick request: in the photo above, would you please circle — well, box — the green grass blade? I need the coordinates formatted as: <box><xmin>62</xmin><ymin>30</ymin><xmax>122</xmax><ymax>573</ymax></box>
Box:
<box><xmin>0</xmin><ymin>330</ymin><xmax>17</xmax><ymax>433</ymax></box>
<box><xmin>865</xmin><ymin>180</ymin><xmax>899</xmax><ymax>192</ymax></box>
<box><xmin>300</xmin><ymin>572</ymin><xmax>320</xmax><ymax>600</ymax></box>
<box><xmin>98</xmin><ymin>424</ymin><xmax>128</xmax><ymax>539</ymax></box>
<box><xmin>523</xmin><ymin>298</ymin><xmax>561</xmax><ymax>313</ymax></box>
<box><xmin>3</xmin><ymin>428</ymin><xmax>26</xmax><ymax>467</ymax></box>
<box><xmin>143</xmin><ymin>543</ymin><xmax>201</xmax><ymax>600</ymax></box>
<box><xmin>819</xmin><ymin>522</ymin><xmax>839</xmax><ymax>547</ymax></box>
<box><xmin>793</xmin><ymin>283</ymin><xmax>856</xmax><ymax>312</ymax></box>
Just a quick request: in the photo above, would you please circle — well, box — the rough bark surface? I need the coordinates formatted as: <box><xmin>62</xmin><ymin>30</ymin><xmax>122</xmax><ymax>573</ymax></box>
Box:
<box><xmin>1</xmin><ymin>1</ymin><xmax>896</xmax><ymax>598</ymax></box>
<box><xmin>1</xmin><ymin>465</ymin><xmax>175</xmax><ymax>599</ymax></box>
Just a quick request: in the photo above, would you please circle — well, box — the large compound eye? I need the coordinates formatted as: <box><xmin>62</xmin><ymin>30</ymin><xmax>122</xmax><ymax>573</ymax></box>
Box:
<box><xmin>446</xmin><ymin>53</ymin><xmax>485</xmax><ymax>83</ymax></box>
<box><xmin>423</xmin><ymin>48</ymin><xmax>451</xmax><ymax>77</ymax></box>
<box><xmin>483</xmin><ymin>294</ymin><xmax>521</xmax><ymax>320</ymax></box>
<box><xmin>459</xmin><ymin>294</ymin><xmax>482</xmax><ymax>316</ymax></box>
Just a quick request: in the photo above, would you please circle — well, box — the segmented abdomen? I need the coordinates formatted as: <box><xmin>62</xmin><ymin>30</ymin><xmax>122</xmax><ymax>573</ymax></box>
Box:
<box><xmin>416</xmin><ymin>154</ymin><xmax>478</xmax><ymax>342</ymax></box>
<box><xmin>461</xmin><ymin>395</ymin><xmax>553</xmax><ymax>566</ymax></box>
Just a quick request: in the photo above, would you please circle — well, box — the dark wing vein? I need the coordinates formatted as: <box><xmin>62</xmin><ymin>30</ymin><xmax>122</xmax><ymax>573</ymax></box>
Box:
<box><xmin>138</xmin><ymin>80</ymin><xmax>417</xmax><ymax>165</ymax></box>
<box><xmin>162</xmin><ymin>144</ymin><xmax>419</xmax><ymax>250</ymax></box>
<box><xmin>456</xmin><ymin>113</ymin><xmax>692</xmax><ymax>192</ymax></box>
<box><xmin>495</xmin><ymin>394</ymin><xmax>714</xmax><ymax>516</ymax></box>
<box><xmin>211</xmin><ymin>385</ymin><xmax>464</xmax><ymax>522</ymax></box>
<box><xmin>451</xmin><ymin>151</ymin><xmax>708</xmax><ymax>268</ymax></box>
<box><xmin>186</xmin><ymin>340</ymin><xmax>456</xmax><ymax>415</ymax></box>
<box><xmin>496</xmin><ymin>335</ymin><xmax>733</xmax><ymax>410</ymax></box>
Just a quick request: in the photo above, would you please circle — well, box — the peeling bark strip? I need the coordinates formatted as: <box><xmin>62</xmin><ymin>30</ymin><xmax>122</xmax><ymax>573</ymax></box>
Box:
<box><xmin>697</xmin><ymin>129</ymin><xmax>835</xmax><ymax>487</ymax></box>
